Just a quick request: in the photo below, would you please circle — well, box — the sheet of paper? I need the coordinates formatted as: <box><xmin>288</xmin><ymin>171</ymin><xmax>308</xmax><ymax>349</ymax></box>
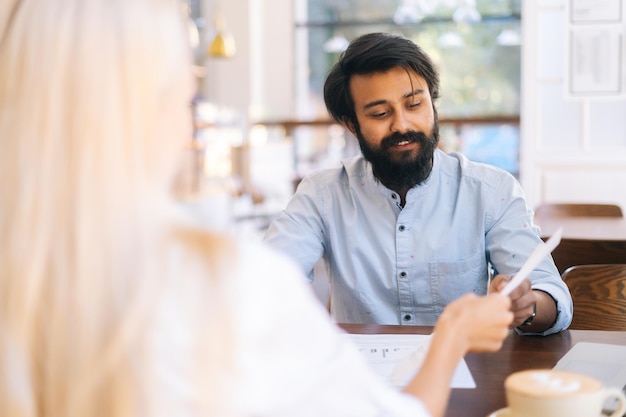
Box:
<box><xmin>345</xmin><ymin>333</ymin><xmax>476</xmax><ymax>389</ymax></box>
<box><xmin>501</xmin><ymin>226</ymin><xmax>563</xmax><ymax>296</ymax></box>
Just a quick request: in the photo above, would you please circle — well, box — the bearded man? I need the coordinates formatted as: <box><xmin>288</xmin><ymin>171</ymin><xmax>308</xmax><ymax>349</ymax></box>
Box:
<box><xmin>263</xmin><ymin>32</ymin><xmax>572</xmax><ymax>336</ymax></box>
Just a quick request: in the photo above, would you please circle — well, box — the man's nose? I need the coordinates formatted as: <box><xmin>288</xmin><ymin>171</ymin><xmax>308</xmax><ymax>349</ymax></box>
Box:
<box><xmin>390</xmin><ymin>109</ymin><xmax>412</xmax><ymax>133</ymax></box>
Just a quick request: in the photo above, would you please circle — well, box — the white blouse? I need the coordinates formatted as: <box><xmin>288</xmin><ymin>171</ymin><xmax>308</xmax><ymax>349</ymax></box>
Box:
<box><xmin>150</xmin><ymin>219</ymin><xmax>431</xmax><ymax>417</ymax></box>
<box><xmin>231</xmin><ymin>241</ymin><xmax>431</xmax><ymax>417</ymax></box>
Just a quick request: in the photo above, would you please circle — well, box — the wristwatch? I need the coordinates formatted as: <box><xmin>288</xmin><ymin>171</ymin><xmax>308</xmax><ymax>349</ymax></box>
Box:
<box><xmin>522</xmin><ymin>303</ymin><xmax>537</xmax><ymax>326</ymax></box>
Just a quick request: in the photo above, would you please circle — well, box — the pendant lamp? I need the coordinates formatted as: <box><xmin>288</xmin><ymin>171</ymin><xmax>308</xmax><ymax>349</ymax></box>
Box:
<box><xmin>208</xmin><ymin>15</ymin><xmax>236</xmax><ymax>58</ymax></box>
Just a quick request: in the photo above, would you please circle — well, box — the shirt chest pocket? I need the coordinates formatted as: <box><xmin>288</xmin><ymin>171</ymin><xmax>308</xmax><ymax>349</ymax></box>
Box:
<box><xmin>427</xmin><ymin>251</ymin><xmax>489</xmax><ymax>304</ymax></box>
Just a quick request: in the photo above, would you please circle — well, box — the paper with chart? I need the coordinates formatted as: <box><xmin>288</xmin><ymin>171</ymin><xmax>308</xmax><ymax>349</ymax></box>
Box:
<box><xmin>346</xmin><ymin>333</ymin><xmax>476</xmax><ymax>389</ymax></box>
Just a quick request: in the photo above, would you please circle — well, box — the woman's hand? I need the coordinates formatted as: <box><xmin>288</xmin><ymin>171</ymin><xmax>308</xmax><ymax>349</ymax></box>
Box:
<box><xmin>435</xmin><ymin>292</ymin><xmax>514</xmax><ymax>353</ymax></box>
<box><xmin>404</xmin><ymin>293</ymin><xmax>513</xmax><ymax>417</ymax></box>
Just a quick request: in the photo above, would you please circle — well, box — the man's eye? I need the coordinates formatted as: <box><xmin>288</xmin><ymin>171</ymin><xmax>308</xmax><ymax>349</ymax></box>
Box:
<box><xmin>408</xmin><ymin>101</ymin><xmax>421</xmax><ymax>109</ymax></box>
<box><xmin>371</xmin><ymin>111</ymin><xmax>387</xmax><ymax>118</ymax></box>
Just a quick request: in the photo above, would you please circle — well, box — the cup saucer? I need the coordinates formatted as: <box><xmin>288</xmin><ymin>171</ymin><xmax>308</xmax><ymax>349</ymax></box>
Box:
<box><xmin>486</xmin><ymin>407</ymin><xmax>512</xmax><ymax>417</ymax></box>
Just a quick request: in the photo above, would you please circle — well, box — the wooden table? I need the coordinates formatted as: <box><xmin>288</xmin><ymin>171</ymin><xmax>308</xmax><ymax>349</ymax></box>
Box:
<box><xmin>340</xmin><ymin>323</ymin><xmax>626</xmax><ymax>417</ymax></box>
<box><xmin>534</xmin><ymin>214</ymin><xmax>626</xmax><ymax>240</ymax></box>
<box><xmin>533</xmin><ymin>215</ymin><xmax>626</xmax><ymax>273</ymax></box>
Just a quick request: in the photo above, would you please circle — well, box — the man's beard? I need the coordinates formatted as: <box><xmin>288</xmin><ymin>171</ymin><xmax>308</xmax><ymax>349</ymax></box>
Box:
<box><xmin>356</xmin><ymin>120</ymin><xmax>439</xmax><ymax>190</ymax></box>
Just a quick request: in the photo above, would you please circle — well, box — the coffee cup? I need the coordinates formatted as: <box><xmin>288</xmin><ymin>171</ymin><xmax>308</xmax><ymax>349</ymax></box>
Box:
<box><xmin>504</xmin><ymin>369</ymin><xmax>626</xmax><ymax>417</ymax></box>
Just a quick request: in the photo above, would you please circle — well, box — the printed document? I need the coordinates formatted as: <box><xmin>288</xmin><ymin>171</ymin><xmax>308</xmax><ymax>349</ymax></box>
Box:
<box><xmin>346</xmin><ymin>333</ymin><xmax>476</xmax><ymax>389</ymax></box>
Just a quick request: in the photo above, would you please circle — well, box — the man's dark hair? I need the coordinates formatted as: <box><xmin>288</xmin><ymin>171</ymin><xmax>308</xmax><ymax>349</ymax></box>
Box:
<box><xmin>323</xmin><ymin>32</ymin><xmax>440</xmax><ymax>127</ymax></box>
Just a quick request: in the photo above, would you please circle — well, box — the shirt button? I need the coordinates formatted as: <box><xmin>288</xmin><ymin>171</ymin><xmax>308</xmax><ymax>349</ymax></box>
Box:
<box><xmin>399</xmin><ymin>271</ymin><xmax>407</xmax><ymax>279</ymax></box>
<box><xmin>398</xmin><ymin>225</ymin><xmax>406</xmax><ymax>232</ymax></box>
<box><xmin>403</xmin><ymin>314</ymin><xmax>412</xmax><ymax>321</ymax></box>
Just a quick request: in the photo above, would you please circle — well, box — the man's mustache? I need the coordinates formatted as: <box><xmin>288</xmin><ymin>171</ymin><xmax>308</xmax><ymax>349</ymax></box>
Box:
<box><xmin>380</xmin><ymin>131</ymin><xmax>430</xmax><ymax>150</ymax></box>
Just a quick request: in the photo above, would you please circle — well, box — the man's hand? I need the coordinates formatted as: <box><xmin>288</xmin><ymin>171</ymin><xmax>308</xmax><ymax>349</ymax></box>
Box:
<box><xmin>490</xmin><ymin>274</ymin><xmax>537</xmax><ymax>329</ymax></box>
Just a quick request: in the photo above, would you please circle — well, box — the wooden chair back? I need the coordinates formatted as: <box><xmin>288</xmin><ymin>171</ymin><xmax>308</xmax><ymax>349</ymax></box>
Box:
<box><xmin>535</xmin><ymin>203</ymin><xmax>623</xmax><ymax>218</ymax></box>
<box><xmin>561</xmin><ymin>264</ymin><xmax>626</xmax><ymax>330</ymax></box>
<box><xmin>550</xmin><ymin>238</ymin><xmax>626</xmax><ymax>275</ymax></box>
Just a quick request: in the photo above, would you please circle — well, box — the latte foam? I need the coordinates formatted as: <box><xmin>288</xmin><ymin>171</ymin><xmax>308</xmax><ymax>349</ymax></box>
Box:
<box><xmin>506</xmin><ymin>369</ymin><xmax>601</xmax><ymax>397</ymax></box>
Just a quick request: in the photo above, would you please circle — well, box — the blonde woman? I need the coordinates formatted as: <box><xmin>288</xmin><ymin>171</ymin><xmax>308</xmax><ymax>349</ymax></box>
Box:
<box><xmin>0</xmin><ymin>1</ymin><xmax>512</xmax><ymax>417</ymax></box>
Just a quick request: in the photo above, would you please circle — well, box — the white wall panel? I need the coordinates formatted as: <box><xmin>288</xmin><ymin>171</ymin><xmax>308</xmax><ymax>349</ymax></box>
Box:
<box><xmin>589</xmin><ymin>100</ymin><xmax>626</xmax><ymax>147</ymax></box>
<box><xmin>522</xmin><ymin>0</ymin><xmax>626</xmax><ymax>210</ymax></box>
<box><xmin>540</xmin><ymin>168</ymin><xmax>626</xmax><ymax>209</ymax></box>
<box><xmin>538</xmin><ymin>9</ymin><xmax>566</xmax><ymax>79</ymax></box>
<box><xmin>539</xmin><ymin>84</ymin><xmax>583</xmax><ymax>148</ymax></box>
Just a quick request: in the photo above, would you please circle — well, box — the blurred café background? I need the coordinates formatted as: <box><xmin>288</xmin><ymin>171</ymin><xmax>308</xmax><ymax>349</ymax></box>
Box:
<box><xmin>175</xmin><ymin>0</ymin><xmax>626</xmax><ymax>240</ymax></box>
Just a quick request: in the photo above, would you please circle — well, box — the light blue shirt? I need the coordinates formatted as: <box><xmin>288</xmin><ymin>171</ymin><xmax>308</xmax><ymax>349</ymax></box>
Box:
<box><xmin>264</xmin><ymin>149</ymin><xmax>572</xmax><ymax>335</ymax></box>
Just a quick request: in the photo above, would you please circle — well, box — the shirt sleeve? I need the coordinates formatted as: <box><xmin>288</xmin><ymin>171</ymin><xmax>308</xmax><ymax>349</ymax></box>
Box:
<box><xmin>233</xmin><ymin>242</ymin><xmax>432</xmax><ymax>417</ymax></box>
<box><xmin>486</xmin><ymin>175</ymin><xmax>573</xmax><ymax>335</ymax></box>
<box><xmin>262</xmin><ymin>175</ymin><xmax>326</xmax><ymax>282</ymax></box>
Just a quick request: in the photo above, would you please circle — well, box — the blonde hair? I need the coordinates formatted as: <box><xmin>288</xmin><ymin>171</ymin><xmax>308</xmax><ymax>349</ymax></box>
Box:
<box><xmin>0</xmin><ymin>0</ymin><xmax>237</xmax><ymax>416</ymax></box>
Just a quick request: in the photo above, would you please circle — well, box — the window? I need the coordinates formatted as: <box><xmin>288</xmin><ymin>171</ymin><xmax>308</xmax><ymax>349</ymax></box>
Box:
<box><xmin>294</xmin><ymin>0</ymin><xmax>522</xmax><ymax>176</ymax></box>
